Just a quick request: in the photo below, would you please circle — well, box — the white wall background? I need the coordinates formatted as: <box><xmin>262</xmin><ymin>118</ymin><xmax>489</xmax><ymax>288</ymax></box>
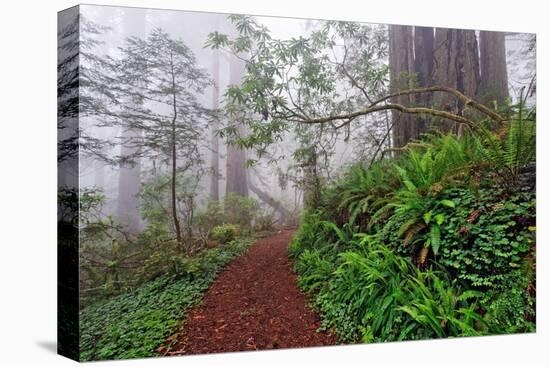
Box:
<box><xmin>0</xmin><ymin>0</ymin><xmax>547</xmax><ymax>366</ymax></box>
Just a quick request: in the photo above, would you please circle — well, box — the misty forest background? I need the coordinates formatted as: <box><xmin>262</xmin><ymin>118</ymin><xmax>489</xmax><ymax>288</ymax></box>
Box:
<box><xmin>58</xmin><ymin>5</ymin><xmax>536</xmax><ymax>361</ymax></box>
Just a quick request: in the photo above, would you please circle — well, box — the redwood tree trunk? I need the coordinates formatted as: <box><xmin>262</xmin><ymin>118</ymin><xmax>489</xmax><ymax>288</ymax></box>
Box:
<box><xmin>225</xmin><ymin>49</ymin><xmax>248</xmax><ymax>197</ymax></box>
<box><xmin>225</xmin><ymin>123</ymin><xmax>248</xmax><ymax>197</ymax></box>
<box><xmin>479</xmin><ymin>30</ymin><xmax>509</xmax><ymax>106</ymax></box>
<box><xmin>116</xmin><ymin>11</ymin><xmax>143</xmax><ymax>234</ymax></box>
<box><xmin>413</xmin><ymin>26</ymin><xmax>434</xmax><ymax>135</ymax></box>
<box><xmin>117</xmin><ymin>129</ymin><xmax>141</xmax><ymax>234</ymax></box>
<box><xmin>389</xmin><ymin>25</ymin><xmax>414</xmax><ymax>148</ymax></box>
<box><xmin>432</xmin><ymin>28</ymin><xmax>480</xmax><ymax>132</ymax></box>
<box><xmin>210</xmin><ymin>47</ymin><xmax>220</xmax><ymax>201</ymax></box>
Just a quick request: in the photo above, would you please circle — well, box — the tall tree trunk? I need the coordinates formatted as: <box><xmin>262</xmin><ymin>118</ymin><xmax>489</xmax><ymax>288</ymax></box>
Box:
<box><xmin>169</xmin><ymin>52</ymin><xmax>182</xmax><ymax>246</ymax></box>
<box><xmin>432</xmin><ymin>28</ymin><xmax>480</xmax><ymax>132</ymax></box>
<box><xmin>389</xmin><ymin>25</ymin><xmax>414</xmax><ymax>148</ymax></box>
<box><xmin>302</xmin><ymin>147</ymin><xmax>322</xmax><ymax>207</ymax></box>
<box><xmin>171</xmin><ymin>120</ymin><xmax>182</xmax><ymax>246</ymax></box>
<box><xmin>210</xmin><ymin>47</ymin><xmax>220</xmax><ymax>201</ymax></box>
<box><xmin>117</xmin><ymin>129</ymin><xmax>141</xmax><ymax>234</ymax></box>
<box><xmin>225</xmin><ymin>49</ymin><xmax>248</xmax><ymax>197</ymax></box>
<box><xmin>479</xmin><ymin>30</ymin><xmax>509</xmax><ymax>106</ymax></box>
<box><xmin>116</xmin><ymin>8</ymin><xmax>144</xmax><ymax>235</ymax></box>
<box><xmin>413</xmin><ymin>26</ymin><xmax>434</xmax><ymax>136</ymax></box>
<box><xmin>94</xmin><ymin>160</ymin><xmax>105</xmax><ymax>188</ymax></box>
<box><xmin>225</xmin><ymin>123</ymin><xmax>248</xmax><ymax>197</ymax></box>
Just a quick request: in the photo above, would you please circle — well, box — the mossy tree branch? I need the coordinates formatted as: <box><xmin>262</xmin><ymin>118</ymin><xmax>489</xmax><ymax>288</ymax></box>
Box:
<box><xmin>288</xmin><ymin>86</ymin><xmax>506</xmax><ymax>131</ymax></box>
<box><xmin>371</xmin><ymin>86</ymin><xmax>506</xmax><ymax>124</ymax></box>
<box><xmin>289</xmin><ymin>103</ymin><xmax>482</xmax><ymax>130</ymax></box>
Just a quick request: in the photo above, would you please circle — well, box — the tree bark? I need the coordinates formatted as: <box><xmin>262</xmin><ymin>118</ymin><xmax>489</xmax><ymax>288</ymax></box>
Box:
<box><xmin>479</xmin><ymin>30</ymin><xmax>509</xmax><ymax>106</ymax></box>
<box><xmin>389</xmin><ymin>25</ymin><xmax>414</xmax><ymax>148</ymax></box>
<box><xmin>413</xmin><ymin>26</ymin><xmax>434</xmax><ymax>135</ymax></box>
<box><xmin>171</xmin><ymin>119</ymin><xmax>182</xmax><ymax>246</ymax></box>
<box><xmin>432</xmin><ymin>28</ymin><xmax>480</xmax><ymax>132</ymax></box>
<box><xmin>210</xmin><ymin>47</ymin><xmax>220</xmax><ymax>201</ymax></box>
<box><xmin>169</xmin><ymin>52</ymin><xmax>182</xmax><ymax>246</ymax></box>
<box><xmin>225</xmin><ymin>41</ymin><xmax>248</xmax><ymax>197</ymax></box>
<box><xmin>225</xmin><ymin>123</ymin><xmax>248</xmax><ymax>197</ymax></box>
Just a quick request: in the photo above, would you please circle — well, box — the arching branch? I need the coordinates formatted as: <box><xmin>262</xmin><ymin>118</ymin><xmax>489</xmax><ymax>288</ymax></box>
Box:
<box><xmin>370</xmin><ymin>86</ymin><xmax>506</xmax><ymax>124</ymax></box>
<box><xmin>290</xmin><ymin>103</ymin><xmax>481</xmax><ymax>130</ymax></box>
<box><xmin>286</xmin><ymin>86</ymin><xmax>505</xmax><ymax>134</ymax></box>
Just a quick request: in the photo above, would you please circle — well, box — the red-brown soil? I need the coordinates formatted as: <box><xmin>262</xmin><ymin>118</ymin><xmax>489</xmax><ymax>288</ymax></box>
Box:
<box><xmin>163</xmin><ymin>229</ymin><xmax>337</xmax><ymax>355</ymax></box>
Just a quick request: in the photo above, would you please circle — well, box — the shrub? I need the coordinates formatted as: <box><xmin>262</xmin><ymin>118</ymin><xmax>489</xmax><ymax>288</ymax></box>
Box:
<box><xmin>288</xmin><ymin>210</ymin><xmax>328</xmax><ymax>258</ymax></box>
<box><xmin>194</xmin><ymin>200</ymin><xmax>224</xmax><ymax>244</ymax></box>
<box><xmin>223</xmin><ymin>193</ymin><xmax>259</xmax><ymax>229</ymax></box>
<box><xmin>79</xmin><ymin>239</ymin><xmax>251</xmax><ymax>361</ymax></box>
<box><xmin>253</xmin><ymin>210</ymin><xmax>277</xmax><ymax>232</ymax></box>
<box><xmin>211</xmin><ymin>224</ymin><xmax>241</xmax><ymax>244</ymax></box>
<box><xmin>372</xmin><ymin>164</ymin><xmax>457</xmax><ymax>264</ymax></box>
<box><xmin>320</xmin><ymin>240</ymin><xmax>415</xmax><ymax>342</ymax></box>
<box><xmin>478</xmin><ymin>97</ymin><xmax>536</xmax><ymax>188</ymax></box>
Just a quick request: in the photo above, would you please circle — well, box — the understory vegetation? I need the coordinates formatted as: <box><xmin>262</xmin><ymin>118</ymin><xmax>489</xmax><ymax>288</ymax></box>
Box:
<box><xmin>289</xmin><ymin>102</ymin><xmax>536</xmax><ymax>343</ymax></box>
<box><xmin>80</xmin><ymin>238</ymin><xmax>251</xmax><ymax>361</ymax></box>
<box><xmin>79</xmin><ymin>190</ymin><xmax>267</xmax><ymax>307</ymax></box>
<box><xmin>77</xmin><ymin>188</ymin><xmax>267</xmax><ymax>360</ymax></box>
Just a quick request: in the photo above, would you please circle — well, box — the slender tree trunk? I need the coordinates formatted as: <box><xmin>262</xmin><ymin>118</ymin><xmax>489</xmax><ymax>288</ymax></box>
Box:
<box><xmin>225</xmin><ymin>125</ymin><xmax>248</xmax><ymax>197</ymax></box>
<box><xmin>479</xmin><ymin>30</ymin><xmax>509</xmax><ymax>106</ymax></box>
<box><xmin>169</xmin><ymin>52</ymin><xmax>182</xmax><ymax>246</ymax></box>
<box><xmin>302</xmin><ymin>147</ymin><xmax>322</xmax><ymax>207</ymax></box>
<box><xmin>94</xmin><ymin>160</ymin><xmax>105</xmax><ymax>188</ymax></box>
<box><xmin>171</xmin><ymin>120</ymin><xmax>182</xmax><ymax>246</ymax></box>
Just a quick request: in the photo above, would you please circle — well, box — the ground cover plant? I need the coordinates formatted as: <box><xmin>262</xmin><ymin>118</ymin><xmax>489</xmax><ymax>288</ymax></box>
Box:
<box><xmin>79</xmin><ymin>239</ymin><xmax>251</xmax><ymax>361</ymax></box>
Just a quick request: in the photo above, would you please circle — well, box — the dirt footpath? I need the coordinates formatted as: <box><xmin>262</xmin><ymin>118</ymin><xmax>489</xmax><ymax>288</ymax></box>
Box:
<box><xmin>165</xmin><ymin>229</ymin><xmax>336</xmax><ymax>355</ymax></box>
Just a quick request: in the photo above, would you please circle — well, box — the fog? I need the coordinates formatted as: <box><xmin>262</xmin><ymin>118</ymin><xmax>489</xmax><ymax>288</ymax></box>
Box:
<box><xmin>75</xmin><ymin>5</ymin><xmax>379</xmax><ymax>231</ymax></box>
<box><xmin>63</xmin><ymin>5</ymin><xmax>535</xmax><ymax>236</ymax></box>
<box><xmin>56</xmin><ymin>6</ymin><xmax>537</xmax><ymax>357</ymax></box>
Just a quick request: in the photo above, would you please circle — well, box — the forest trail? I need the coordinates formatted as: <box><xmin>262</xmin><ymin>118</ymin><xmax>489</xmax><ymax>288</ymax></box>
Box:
<box><xmin>164</xmin><ymin>229</ymin><xmax>337</xmax><ymax>355</ymax></box>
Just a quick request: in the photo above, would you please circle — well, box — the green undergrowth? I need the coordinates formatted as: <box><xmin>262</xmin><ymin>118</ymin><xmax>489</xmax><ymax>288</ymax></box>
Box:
<box><xmin>289</xmin><ymin>112</ymin><xmax>536</xmax><ymax>343</ymax></box>
<box><xmin>79</xmin><ymin>238</ymin><xmax>251</xmax><ymax>361</ymax></box>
